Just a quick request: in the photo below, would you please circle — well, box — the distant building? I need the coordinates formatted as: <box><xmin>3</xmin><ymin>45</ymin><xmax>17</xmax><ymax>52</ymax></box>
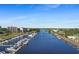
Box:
<box><xmin>73</xmin><ymin>34</ymin><xmax>79</xmax><ymax>39</ymax></box>
<box><xmin>0</xmin><ymin>26</ymin><xmax>1</xmax><ymax>28</ymax></box>
<box><xmin>20</xmin><ymin>28</ymin><xmax>30</xmax><ymax>33</ymax></box>
<box><xmin>67</xmin><ymin>33</ymin><xmax>79</xmax><ymax>40</ymax></box>
<box><xmin>53</xmin><ymin>29</ymin><xmax>59</xmax><ymax>32</ymax></box>
<box><xmin>7</xmin><ymin>27</ymin><xmax>18</xmax><ymax>32</ymax></box>
<box><xmin>67</xmin><ymin>36</ymin><xmax>76</xmax><ymax>40</ymax></box>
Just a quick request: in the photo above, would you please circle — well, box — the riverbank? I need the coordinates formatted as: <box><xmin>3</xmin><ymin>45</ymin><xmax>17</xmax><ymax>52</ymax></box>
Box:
<box><xmin>52</xmin><ymin>33</ymin><xmax>79</xmax><ymax>48</ymax></box>
<box><xmin>16</xmin><ymin>32</ymin><xmax>78</xmax><ymax>54</ymax></box>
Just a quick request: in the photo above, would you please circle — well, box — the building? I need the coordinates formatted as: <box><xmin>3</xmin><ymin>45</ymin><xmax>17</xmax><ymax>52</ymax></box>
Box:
<box><xmin>53</xmin><ymin>29</ymin><xmax>59</xmax><ymax>32</ymax></box>
<box><xmin>67</xmin><ymin>36</ymin><xmax>76</xmax><ymax>40</ymax></box>
<box><xmin>7</xmin><ymin>27</ymin><xmax>18</xmax><ymax>32</ymax></box>
<box><xmin>20</xmin><ymin>28</ymin><xmax>30</xmax><ymax>33</ymax></box>
<box><xmin>67</xmin><ymin>33</ymin><xmax>79</xmax><ymax>40</ymax></box>
<box><xmin>73</xmin><ymin>34</ymin><xmax>79</xmax><ymax>39</ymax></box>
<box><xmin>0</xmin><ymin>26</ymin><xmax>1</xmax><ymax>28</ymax></box>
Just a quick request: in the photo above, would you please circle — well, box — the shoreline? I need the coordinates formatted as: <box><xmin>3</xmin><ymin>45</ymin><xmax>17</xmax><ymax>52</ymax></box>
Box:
<box><xmin>52</xmin><ymin>33</ymin><xmax>79</xmax><ymax>48</ymax></box>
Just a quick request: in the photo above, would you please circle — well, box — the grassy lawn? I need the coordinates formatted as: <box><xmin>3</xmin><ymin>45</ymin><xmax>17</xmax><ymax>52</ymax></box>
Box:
<box><xmin>0</xmin><ymin>32</ymin><xmax>24</xmax><ymax>41</ymax></box>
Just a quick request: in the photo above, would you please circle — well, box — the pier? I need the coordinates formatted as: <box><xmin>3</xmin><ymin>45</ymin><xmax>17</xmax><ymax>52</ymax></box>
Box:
<box><xmin>0</xmin><ymin>33</ymin><xmax>37</xmax><ymax>54</ymax></box>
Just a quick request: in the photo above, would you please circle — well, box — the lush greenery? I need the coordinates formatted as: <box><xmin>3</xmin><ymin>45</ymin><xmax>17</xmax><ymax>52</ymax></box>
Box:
<box><xmin>0</xmin><ymin>28</ymin><xmax>40</xmax><ymax>41</ymax></box>
<box><xmin>0</xmin><ymin>32</ymin><xmax>24</xmax><ymax>40</ymax></box>
<box><xmin>58</xmin><ymin>28</ymin><xmax>79</xmax><ymax>37</ymax></box>
<box><xmin>0</xmin><ymin>28</ymin><xmax>24</xmax><ymax>41</ymax></box>
<box><xmin>0</xmin><ymin>28</ymin><xmax>10</xmax><ymax>34</ymax></box>
<box><xmin>50</xmin><ymin>28</ymin><xmax>79</xmax><ymax>37</ymax></box>
<box><xmin>29</xmin><ymin>28</ymin><xmax>40</xmax><ymax>32</ymax></box>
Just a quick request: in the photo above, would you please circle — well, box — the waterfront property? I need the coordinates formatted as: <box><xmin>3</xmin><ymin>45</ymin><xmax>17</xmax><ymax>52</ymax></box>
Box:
<box><xmin>50</xmin><ymin>28</ymin><xmax>79</xmax><ymax>48</ymax></box>
<box><xmin>0</xmin><ymin>28</ymin><xmax>79</xmax><ymax>54</ymax></box>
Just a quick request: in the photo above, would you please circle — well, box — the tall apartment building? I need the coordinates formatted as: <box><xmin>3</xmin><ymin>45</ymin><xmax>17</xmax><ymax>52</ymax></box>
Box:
<box><xmin>7</xmin><ymin>27</ymin><xmax>18</xmax><ymax>32</ymax></box>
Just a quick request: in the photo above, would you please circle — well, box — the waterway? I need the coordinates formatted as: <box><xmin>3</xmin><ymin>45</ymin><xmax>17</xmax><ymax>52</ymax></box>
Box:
<box><xmin>16</xmin><ymin>32</ymin><xmax>79</xmax><ymax>54</ymax></box>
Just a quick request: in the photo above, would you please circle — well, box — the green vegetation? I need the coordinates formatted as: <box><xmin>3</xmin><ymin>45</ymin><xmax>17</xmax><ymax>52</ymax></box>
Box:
<box><xmin>29</xmin><ymin>28</ymin><xmax>40</xmax><ymax>32</ymax></box>
<box><xmin>0</xmin><ymin>28</ymin><xmax>39</xmax><ymax>41</ymax></box>
<box><xmin>0</xmin><ymin>28</ymin><xmax>10</xmax><ymax>34</ymax></box>
<box><xmin>50</xmin><ymin>28</ymin><xmax>79</xmax><ymax>38</ymax></box>
<box><xmin>0</xmin><ymin>32</ymin><xmax>24</xmax><ymax>41</ymax></box>
<box><xmin>0</xmin><ymin>28</ymin><xmax>24</xmax><ymax>41</ymax></box>
<box><xmin>58</xmin><ymin>28</ymin><xmax>79</xmax><ymax>37</ymax></box>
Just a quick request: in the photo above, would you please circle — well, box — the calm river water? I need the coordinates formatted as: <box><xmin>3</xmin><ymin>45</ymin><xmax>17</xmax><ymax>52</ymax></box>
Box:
<box><xmin>16</xmin><ymin>32</ymin><xmax>79</xmax><ymax>54</ymax></box>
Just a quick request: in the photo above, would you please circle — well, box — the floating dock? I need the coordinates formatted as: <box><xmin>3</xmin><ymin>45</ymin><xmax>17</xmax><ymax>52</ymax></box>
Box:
<box><xmin>0</xmin><ymin>33</ymin><xmax>37</xmax><ymax>54</ymax></box>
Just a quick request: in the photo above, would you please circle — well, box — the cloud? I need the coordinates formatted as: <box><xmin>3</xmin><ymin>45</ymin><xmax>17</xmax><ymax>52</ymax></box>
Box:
<box><xmin>33</xmin><ymin>4</ymin><xmax>61</xmax><ymax>11</ymax></box>
<box><xmin>15</xmin><ymin>4</ymin><xmax>61</xmax><ymax>10</ymax></box>
<box><xmin>62</xmin><ymin>19</ymin><xmax>79</xmax><ymax>24</ymax></box>
<box><xmin>44</xmin><ymin>4</ymin><xmax>60</xmax><ymax>8</ymax></box>
<box><xmin>55</xmin><ymin>19</ymin><xmax>79</xmax><ymax>28</ymax></box>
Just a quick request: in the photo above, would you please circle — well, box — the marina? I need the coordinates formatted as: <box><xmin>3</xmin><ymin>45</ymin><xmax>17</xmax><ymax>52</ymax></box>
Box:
<box><xmin>0</xmin><ymin>33</ymin><xmax>37</xmax><ymax>54</ymax></box>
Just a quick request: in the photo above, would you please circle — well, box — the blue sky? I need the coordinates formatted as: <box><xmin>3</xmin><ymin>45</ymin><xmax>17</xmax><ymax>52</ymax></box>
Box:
<box><xmin>0</xmin><ymin>4</ymin><xmax>79</xmax><ymax>28</ymax></box>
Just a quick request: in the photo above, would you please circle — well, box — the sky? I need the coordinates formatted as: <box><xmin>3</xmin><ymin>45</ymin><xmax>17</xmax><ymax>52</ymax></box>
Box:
<box><xmin>0</xmin><ymin>4</ymin><xmax>79</xmax><ymax>28</ymax></box>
